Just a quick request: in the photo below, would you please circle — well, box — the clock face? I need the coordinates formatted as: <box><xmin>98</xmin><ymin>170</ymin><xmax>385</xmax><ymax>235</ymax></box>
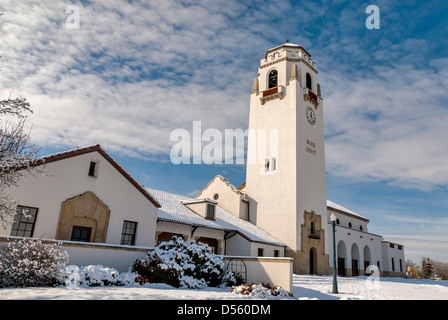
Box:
<box><xmin>306</xmin><ymin>106</ymin><xmax>316</xmax><ymax>125</ymax></box>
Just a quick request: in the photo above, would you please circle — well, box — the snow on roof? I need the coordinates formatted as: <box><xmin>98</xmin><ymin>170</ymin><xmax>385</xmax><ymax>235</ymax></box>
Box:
<box><xmin>146</xmin><ymin>188</ymin><xmax>285</xmax><ymax>247</ymax></box>
<box><xmin>327</xmin><ymin>200</ymin><xmax>369</xmax><ymax>221</ymax></box>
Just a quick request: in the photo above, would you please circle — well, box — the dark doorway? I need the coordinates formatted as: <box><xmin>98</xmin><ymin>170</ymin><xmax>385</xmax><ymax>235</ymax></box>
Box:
<box><xmin>197</xmin><ymin>237</ymin><xmax>218</xmax><ymax>254</ymax></box>
<box><xmin>337</xmin><ymin>258</ymin><xmax>346</xmax><ymax>277</ymax></box>
<box><xmin>364</xmin><ymin>261</ymin><xmax>370</xmax><ymax>274</ymax></box>
<box><xmin>309</xmin><ymin>248</ymin><xmax>317</xmax><ymax>274</ymax></box>
<box><xmin>352</xmin><ymin>259</ymin><xmax>359</xmax><ymax>276</ymax></box>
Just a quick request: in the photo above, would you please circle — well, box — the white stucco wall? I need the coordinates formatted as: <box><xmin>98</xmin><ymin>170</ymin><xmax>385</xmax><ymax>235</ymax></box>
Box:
<box><xmin>382</xmin><ymin>242</ymin><xmax>406</xmax><ymax>273</ymax></box>
<box><xmin>0</xmin><ymin>150</ymin><xmax>159</xmax><ymax>247</ymax></box>
<box><xmin>329</xmin><ymin>222</ymin><xmax>383</xmax><ymax>274</ymax></box>
<box><xmin>223</xmin><ymin>256</ymin><xmax>294</xmax><ymax>294</ymax></box>
<box><xmin>245</xmin><ymin>44</ymin><xmax>327</xmax><ymax>256</ymax></box>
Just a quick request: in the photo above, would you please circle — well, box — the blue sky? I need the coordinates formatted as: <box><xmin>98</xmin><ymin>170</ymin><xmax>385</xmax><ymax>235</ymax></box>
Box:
<box><xmin>1</xmin><ymin>0</ymin><xmax>448</xmax><ymax>263</ymax></box>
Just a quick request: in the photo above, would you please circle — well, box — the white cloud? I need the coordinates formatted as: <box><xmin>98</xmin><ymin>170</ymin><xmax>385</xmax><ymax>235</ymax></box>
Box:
<box><xmin>0</xmin><ymin>0</ymin><xmax>264</xmax><ymax>158</ymax></box>
<box><xmin>323</xmin><ymin>60</ymin><xmax>448</xmax><ymax>190</ymax></box>
<box><xmin>1</xmin><ymin>0</ymin><xmax>448</xmax><ymax>192</ymax></box>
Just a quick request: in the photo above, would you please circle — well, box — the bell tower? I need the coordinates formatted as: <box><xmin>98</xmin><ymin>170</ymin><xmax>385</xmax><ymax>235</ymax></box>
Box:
<box><xmin>245</xmin><ymin>42</ymin><xmax>330</xmax><ymax>274</ymax></box>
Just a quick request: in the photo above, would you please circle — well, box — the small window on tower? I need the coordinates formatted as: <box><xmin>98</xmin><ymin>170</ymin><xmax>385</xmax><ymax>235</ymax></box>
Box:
<box><xmin>268</xmin><ymin>70</ymin><xmax>278</xmax><ymax>89</ymax></box>
<box><xmin>265</xmin><ymin>159</ymin><xmax>270</xmax><ymax>172</ymax></box>
<box><xmin>306</xmin><ymin>72</ymin><xmax>312</xmax><ymax>90</ymax></box>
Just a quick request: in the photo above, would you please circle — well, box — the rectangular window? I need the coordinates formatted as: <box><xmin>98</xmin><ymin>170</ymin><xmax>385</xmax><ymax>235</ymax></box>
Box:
<box><xmin>399</xmin><ymin>259</ymin><xmax>403</xmax><ymax>272</ymax></box>
<box><xmin>206</xmin><ymin>204</ymin><xmax>215</xmax><ymax>220</ymax></box>
<box><xmin>121</xmin><ymin>220</ymin><xmax>138</xmax><ymax>246</ymax></box>
<box><xmin>10</xmin><ymin>206</ymin><xmax>38</xmax><ymax>237</ymax></box>
<box><xmin>274</xmin><ymin>250</ymin><xmax>279</xmax><ymax>257</ymax></box>
<box><xmin>71</xmin><ymin>226</ymin><xmax>92</xmax><ymax>242</ymax></box>
<box><xmin>257</xmin><ymin>248</ymin><xmax>264</xmax><ymax>257</ymax></box>
<box><xmin>391</xmin><ymin>258</ymin><xmax>395</xmax><ymax>272</ymax></box>
<box><xmin>389</xmin><ymin>243</ymin><xmax>394</xmax><ymax>249</ymax></box>
<box><xmin>88</xmin><ymin>161</ymin><xmax>96</xmax><ymax>177</ymax></box>
<box><xmin>264</xmin><ymin>159</ymin><xmax>270</xmax><ymax>172</ymax></box>
<box><xmin>271</xmin><ymin>157</ymin><xmax>276</xmax><ymax>171</ymax></box>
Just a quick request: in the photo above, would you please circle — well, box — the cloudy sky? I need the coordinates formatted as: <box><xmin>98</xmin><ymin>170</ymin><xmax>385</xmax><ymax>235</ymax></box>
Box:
<box><xmin>1</xmin><ymin>0</ymin><xmax>447</xmax><ymax>263</ymax></box>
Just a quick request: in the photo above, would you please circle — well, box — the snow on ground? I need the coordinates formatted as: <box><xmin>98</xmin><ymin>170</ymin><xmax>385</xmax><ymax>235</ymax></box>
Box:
<box><xmin>1</xmin><ymin>275</ymin><xmax>448</xmax><ymax>300</ymax></box>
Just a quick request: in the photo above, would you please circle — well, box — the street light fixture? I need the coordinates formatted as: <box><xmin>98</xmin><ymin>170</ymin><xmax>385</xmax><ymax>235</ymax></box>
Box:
<box><xmin>330</xmin><ymin>213</ymin><xmax>338</xmax><ymax>294</ymax></box>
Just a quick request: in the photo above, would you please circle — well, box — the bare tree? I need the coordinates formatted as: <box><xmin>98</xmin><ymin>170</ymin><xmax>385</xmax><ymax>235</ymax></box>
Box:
<box><xmin>433</xmin><ymin>260</ymin><xmax>448</xmax><ymax>280</ymax></box>
<box><xmin>0</xmin><ymin>97</ymin><xmax>40</xmax><ymax>226</ymax></box>
<box><xmin>0</xmin><ymin>13</ymin><xmax>40</xmax><ymax>226</ymax></box>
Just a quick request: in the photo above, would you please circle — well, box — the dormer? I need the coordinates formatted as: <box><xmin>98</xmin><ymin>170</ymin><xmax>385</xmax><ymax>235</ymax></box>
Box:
<box><xmin>196</xmin><ymin>175</ymin><xmax>249</xmax><ymax>221</ymax></box>
<box><xmin>182</xmin><ymin>198</ymin><xmax>217</xmax><ymax>220</ymax></box>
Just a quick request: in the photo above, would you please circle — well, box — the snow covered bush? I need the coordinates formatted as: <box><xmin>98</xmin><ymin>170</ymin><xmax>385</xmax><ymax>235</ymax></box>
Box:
<box><xmin>132</xmin><ymin>253</ymin><xmax>182</xmax><ymax>288</ymax></box>
<box><xmin>231</xmin><ymin>283</ymin><xmax>290</xmax><ymax>298</ymax></box>
<box><xmin>0</xmin><ymin>238</ymin><xmax>69</xmax><ymax>287</ymax></box>
<box><xmin>78</xmin><ymin>265</ymin><xmax>137</xmax><ymax>286</ymax></box>
<box><xmin>80</xmin><ymin>265</ymin><xmax>118</xmax><ymax>286</ymax></box>
<box><xmin>131</xmin><ymin>237</ymin><xmax>238</xmax><ymax>289</ymax></box>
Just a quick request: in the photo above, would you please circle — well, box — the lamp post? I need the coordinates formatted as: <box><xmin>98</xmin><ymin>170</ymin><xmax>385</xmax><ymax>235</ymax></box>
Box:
<box><xmin>330</xmin><ymin>213</ymin><xmax>338</xmax><ymax>294</ymax></box>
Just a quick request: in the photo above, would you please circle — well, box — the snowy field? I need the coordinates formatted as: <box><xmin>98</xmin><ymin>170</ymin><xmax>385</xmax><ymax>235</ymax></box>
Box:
<box><xmin>1</xmin><ymin>274</ymin><xmax>447</xmax><ymax>300</ymax></box>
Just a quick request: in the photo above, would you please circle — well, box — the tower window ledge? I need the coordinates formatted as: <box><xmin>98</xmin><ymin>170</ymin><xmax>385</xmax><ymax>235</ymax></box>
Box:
<box><xmin>303</xmin><ymin>88</ymin><xmax>320</xmax><ymax>108</ymax></box>
<box><xmin>260</xmin><ymin>86</ymin><xmax>284</xmax><ymax>105</ymax></box>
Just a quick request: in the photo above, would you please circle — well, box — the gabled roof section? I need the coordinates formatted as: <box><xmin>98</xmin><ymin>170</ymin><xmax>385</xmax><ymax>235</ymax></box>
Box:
<box><xmin>30</xmin><ymin>145</ymin><xmax>161</xmax><ymax>208</ymax></box>
<box><xmin>197</xmin><ymin>175</ymin><xmax>246</xmax><ymax>198</ymax></box>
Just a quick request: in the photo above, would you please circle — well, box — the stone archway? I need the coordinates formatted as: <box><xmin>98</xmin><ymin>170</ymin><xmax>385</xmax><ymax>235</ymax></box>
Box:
<box><xmin>56</xmin><ymin>191</ymin><xmax>110</xmax><ymax>243</ymax></box>
<box><xmin>295</xmin><ymin>210</ymin><xmax>330</xmax><ymax>275</ymax></box>
<box><xmin>337</xmin><ymin>240</ymin><xmax>347</xmax><ymax>277</ymax></box>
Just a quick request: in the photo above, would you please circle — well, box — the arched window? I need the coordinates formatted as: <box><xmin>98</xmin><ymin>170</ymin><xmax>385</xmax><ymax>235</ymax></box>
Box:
<box><xmin>336</xmin><ymin>219</ymin><xmax>340</xmax><ymax>225</ymax></box>
<box><xmin>306</xmin><ymin>72</ymin><xmax>312</xmax><ymax>90</ymax></box>
<box><xmin>359</xmin><ymin>225</ymin><xmax>363</xmax><ymax>231</ymax></box>
<box><xmin>268</xmin><ymin>70</ymin><xmax>278</xmax><ymax>89</ymax></box>
<box><xmin>348</xmin><ymin>222</ymin><xmax>352</xmax><ymax>228</ymax></box>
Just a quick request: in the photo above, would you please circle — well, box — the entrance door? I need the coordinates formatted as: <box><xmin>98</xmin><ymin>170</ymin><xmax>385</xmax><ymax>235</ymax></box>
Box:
<box><xmin>337</xmin><ymin>258</ymin><xmax>346</xmax><ymax>277</ymax></box>
<box><xmin>352</xmin><ymin>259</ymin><xmax>359</xmax><ymax>276</ymax></box>
<box><xmin>364</xmin><ymin>261</ymin><xmax>370</xmax><ymax>274</ymax></box>
<box><xmin>309</xmin><ymin>248</ymin><xmax>317</xmax><ymax>274</ymax></box>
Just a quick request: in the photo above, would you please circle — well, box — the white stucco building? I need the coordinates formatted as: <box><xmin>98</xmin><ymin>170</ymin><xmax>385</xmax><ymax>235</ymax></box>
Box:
<box><xmin>0</xmin><ymin>42</ymin><xmax>405</xmax><ymax>279</ymax></box>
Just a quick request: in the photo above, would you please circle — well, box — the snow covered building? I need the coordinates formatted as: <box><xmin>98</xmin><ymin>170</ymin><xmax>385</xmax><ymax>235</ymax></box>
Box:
<box><xmin>0</xmin><ymin>145</ymin><xmax>286</xmax><ymax>268</ymax></box>
<box><xmin>195</xmin><ymin>41</ymin><xmax>405</xmax><ymax>277</ymax></box>
<box><xmin>0</xmin><ymin>42</ymin><xmax>405</xmax><ymax>278</ymax></box>
<box><xmin>148</xmin><ymin>187</ymin><xmax>286</xmax><ymax>257</ymax></box>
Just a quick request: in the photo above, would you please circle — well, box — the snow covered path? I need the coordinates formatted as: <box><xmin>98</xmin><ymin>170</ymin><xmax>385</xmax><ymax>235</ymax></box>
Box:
<box><xmin>1</xmin><ymin>275</ymin><xmax>448</xmax><ymax>300</ymax></box>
